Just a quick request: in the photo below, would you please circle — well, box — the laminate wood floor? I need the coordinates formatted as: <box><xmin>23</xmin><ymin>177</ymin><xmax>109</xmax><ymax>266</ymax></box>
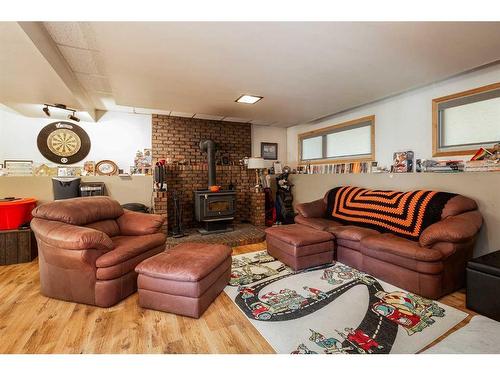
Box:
<box><xmin>0</xmin><ymin>241</ymin><xmax>474</xmax><ymax>354</ymax></box>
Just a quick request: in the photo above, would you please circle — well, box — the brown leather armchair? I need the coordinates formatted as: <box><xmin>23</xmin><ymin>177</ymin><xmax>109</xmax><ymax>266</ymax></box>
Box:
<box><xmin>31</xmin><ymin>196</ymin><xmax>166</xmax><ymax>307</ymax></box>
<box><xmin>294</xmin><ymin>190</ymin><xmax>483</xmax><ymax>299</ymax></box>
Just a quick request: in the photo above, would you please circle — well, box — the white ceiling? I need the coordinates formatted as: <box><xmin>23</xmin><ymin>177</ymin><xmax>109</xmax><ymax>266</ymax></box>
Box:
<box><xmin>1</xmin><ymin>22</ymin><xmax>500</xmax><ymax>127</ymax></box>
<box><xmin>0</xmin><ymin>22</ymin><xmax>80</xmax><ymax>109</ymax></box>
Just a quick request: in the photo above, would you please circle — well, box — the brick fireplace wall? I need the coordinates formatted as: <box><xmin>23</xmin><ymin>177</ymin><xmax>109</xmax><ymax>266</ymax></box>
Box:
<box><xmin>152</xmin><ymin>115</ymin><xmax>251</xmax><ymax>164</ymax></box>
<box><xmin>151</xmin><ymin>115</ymin><xmax>265</xmax><ymax>232</ymax></box>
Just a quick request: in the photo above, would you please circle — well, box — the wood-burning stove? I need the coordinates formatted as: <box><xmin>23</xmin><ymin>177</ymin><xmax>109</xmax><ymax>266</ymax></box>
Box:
<box><xmin>194</xmin><ymin>139</ymin><xmax>236</xmax><ymax>234</ymax></box>
<box><xmin>194</xmin><ymin>190</ymin><xmax>236</xmax><ymax>234</ymax></box>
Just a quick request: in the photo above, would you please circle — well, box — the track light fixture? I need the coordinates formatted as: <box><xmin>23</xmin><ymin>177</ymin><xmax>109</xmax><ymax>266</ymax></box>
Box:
<box><xmin>42</xmin><ymin>103</ymin><xmax>80</xmax><ymax>122</ymax></box>
<box><xmin>68</xmin><ymin>111</ymin><xmax>80</xmax><ymax>122</ymax></box>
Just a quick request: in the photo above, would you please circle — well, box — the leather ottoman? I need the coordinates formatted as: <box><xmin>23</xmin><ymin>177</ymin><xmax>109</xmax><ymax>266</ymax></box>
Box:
<box><xmin>135</xmin><ymin>242</ymin><xmax>232</xmax><ymax>318</ymax></box>
<box><xmin>466</xmin><ymin>250</ymin><xmax>500</xmax><ymax>321</ymax></box>
<box><xmin>265</xmin><ymin>224</ymin><xmax>334</xmax><ymax>270</ymax></box>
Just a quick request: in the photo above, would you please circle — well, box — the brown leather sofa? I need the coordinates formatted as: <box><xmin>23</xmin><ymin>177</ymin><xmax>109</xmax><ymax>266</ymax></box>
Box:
<box><xmin>294</xmin><ymin>189</ymin><xmax>483</xmax><ymax>299</ymax></box>
<box><xmin>31</xmin><ymin>196</ymin><xmax>166</xmax><ymax>307</ymax></box>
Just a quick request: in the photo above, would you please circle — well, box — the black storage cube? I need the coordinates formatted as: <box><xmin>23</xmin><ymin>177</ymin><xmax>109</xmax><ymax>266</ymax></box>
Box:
<box><xmin>52</xmin><ymin>177</ymin><xmax>81</xmax><ymax>200</ymax></box>
<box><xmin>466</xmin><ymin>251</ymin><xmax>500</xmax><ymax>322</ymax></box>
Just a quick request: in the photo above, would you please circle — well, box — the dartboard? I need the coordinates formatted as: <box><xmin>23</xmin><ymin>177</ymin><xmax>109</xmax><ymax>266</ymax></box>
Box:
<box><xmin>47</xmin><ymin>128</ymin><xmax>82</xmax><ymax>157</ymax></box>
<box><xmin>37</xmin><ymin>121</ymin><xmax>91</xmax><ymax>164</ymax></box>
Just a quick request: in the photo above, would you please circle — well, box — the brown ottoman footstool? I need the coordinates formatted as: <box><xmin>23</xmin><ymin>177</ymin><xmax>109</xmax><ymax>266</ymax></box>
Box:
<box><xmin>135</xmin><ymin>242</ymin><xmax>232</xmax><ymax>318</ymax></box>
<box><xmin>265</xmin><ymin>224</ymin><xmax>334</xmax><ymax>270</ymax></box>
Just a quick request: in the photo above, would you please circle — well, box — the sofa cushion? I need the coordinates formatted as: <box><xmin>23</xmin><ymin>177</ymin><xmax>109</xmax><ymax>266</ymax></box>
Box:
<box><xmin>294</xmin><ymin>198</ymin><xmax>326</xmax><ymax>218</ymax></box>
<box><xmin>419</xmin><ymin>210</ymin><xmax>483</xmax><ymax>247</ymax></box>
<box><xmin>85</xmin><ymin>219</ymin><xmax>120</xmax><ymax>237</ymax></box>
<box><xmin>326</xmin><ymin>186</ymin><xmax>458</xmax><ymax>241</ymax></box>
<box><xmin>96</xmin><ymin>233</ymin><xmax>166</xmax><ymax>268</ymax></box>
<box><xmin>441</xmin><ymin>195</ymin><xmax>478</xmax><ymax>219</ymax></box>
<box><xmin>336</xmin><ymin>238</ymin><xmax>367</xmax><ymax>252</ymax></box>
<box><xmin>96</xmin><ymin>246</ymin><xmax>164</xmax><ymax>280</ymax></box>
<box><xmin>360</xmin><ymin>234</ymin><xmax>444</xmax><ymax>274</ymax></box>
<box><xmin>117</xmin><ymin>210</ymin><xmax>165</xmax><ymax>236</ymax></box>
<box><xmin>327</xmin><ymin>225</ymin><xmax>379</xmax><ymax>242</ymax></box>
<box><xmin>361</xmin><ymin>233</ymin><xmax>443</xmax><ymax>262</ymax></box>
<box><xmin>265</xmin><ymin>224</ymin><xmax>333</xmax><ymax>246</ymax></box>
<box><xmin>31</xmin><ymin>218</ymin><xmax>114</xmax><ymax>251</ymax></box>
<box><xmin>294</xmin><ymin>216</ymin><xmax>341</xmax><ymax>231</ymax></box>
<box><xmin>32</xmin><ymin>196</ymin><xmax>124</xmax><ymax>225</ymax></box>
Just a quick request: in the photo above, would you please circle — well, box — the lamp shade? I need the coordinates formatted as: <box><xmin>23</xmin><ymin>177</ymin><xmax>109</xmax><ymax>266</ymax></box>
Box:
<box><xmin>247</xmin><ymin>157</ymin><xmax>266</xmax><ymax>169</ymax></box>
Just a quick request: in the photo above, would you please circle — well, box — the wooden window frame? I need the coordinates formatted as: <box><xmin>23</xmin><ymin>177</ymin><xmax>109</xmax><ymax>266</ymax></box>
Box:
<box><xmin>298</xmin><ymin>115</ymin><xmax>375</xmax><ymax>164</ymax></box>
<box><xmin>432</xmin><ymin>82</ymin><xmax>500</xmax><ymax>157</ymax></box>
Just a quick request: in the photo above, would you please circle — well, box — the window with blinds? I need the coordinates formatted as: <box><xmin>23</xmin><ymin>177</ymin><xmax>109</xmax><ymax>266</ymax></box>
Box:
<box><xmin>433</xmin><ymin>83</ymin><xmax>500</xmax><ymax>156</ymax></box>
<box><xmin>299</xmin><ymin>116</ymin><xmax>375</xmax><ymax>163</ymax></box>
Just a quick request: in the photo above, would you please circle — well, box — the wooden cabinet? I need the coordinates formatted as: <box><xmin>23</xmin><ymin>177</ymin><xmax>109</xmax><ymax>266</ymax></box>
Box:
<box><xmin>0</xmin><ymin>229</ymin><xmax>38</xmax><ymax>265</ymax></box>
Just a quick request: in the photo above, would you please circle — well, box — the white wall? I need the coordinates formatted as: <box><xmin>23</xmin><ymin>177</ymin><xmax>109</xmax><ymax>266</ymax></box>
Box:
<box><xmin>286</xmin><ymin>64</ymin><xmax>500</xmax><ymax>168</ymax></box>
<box><xmin>0</xmin><ymin>108</ymin><xmax>152</xmax><ymax>171</ymax></box>
<box><xmin>251</xmin><ymin>124</ymin><xmax>287</xmax><ymax>167</ymax></box>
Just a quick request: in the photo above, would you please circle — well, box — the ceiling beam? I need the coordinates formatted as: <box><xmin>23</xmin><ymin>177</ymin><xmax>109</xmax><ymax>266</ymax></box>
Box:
<box><xmin>17</xmin><ymin>22</ymin><xmax>98</xmax><ymax>121</ymax></box>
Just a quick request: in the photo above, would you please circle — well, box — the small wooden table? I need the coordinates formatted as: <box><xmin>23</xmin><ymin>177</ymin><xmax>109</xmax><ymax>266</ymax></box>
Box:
<box><xmin>0</xmin><ymin>228</ymin><xmax>38</xmax><ymax>265</ymax></box>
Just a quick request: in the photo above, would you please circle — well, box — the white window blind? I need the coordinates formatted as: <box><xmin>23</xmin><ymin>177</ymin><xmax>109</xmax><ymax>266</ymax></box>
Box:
<box><xmin>301</xmin><ymin>136</ymin><xmax>323</xmax><ymax>160</ymax></box>
<box><xmin>299</xmin><ymin>117</ymin><xmax>374</xmax><ymax>162</ymax></box>
<box><xmin>326</xmin><ymin>125</ymin><xmax>371</xmax><ymax>158</ymax></box>
<box><xmin>441</xmin><ymin>97</ymin><xmax>500</xmax><ymax>148</ymax></box>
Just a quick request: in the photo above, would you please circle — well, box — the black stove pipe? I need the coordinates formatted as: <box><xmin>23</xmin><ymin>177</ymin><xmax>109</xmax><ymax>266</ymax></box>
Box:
<box><xmin>199</xmin><ymin>140</ymin><xmax>217</xmax><ymax>188</ymax></box>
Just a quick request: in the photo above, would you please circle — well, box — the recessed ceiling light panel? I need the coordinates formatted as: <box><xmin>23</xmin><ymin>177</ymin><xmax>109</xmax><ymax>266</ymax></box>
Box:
<box><xmin>235</xmin><ymin>94</ymin><xmax>263</xmax><ymax>104</ymax></box>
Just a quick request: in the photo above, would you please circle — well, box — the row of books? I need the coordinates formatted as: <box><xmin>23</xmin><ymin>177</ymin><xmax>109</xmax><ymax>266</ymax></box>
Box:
<box><xmin>298</xmin><ymin>159</ymin><xmax>500</xmax><ymax>174</ymax></box>
<box><xmin>422</xmin><ymin>160</ymin><xmax>500</xmax><ymax>173</ymax></box>
<box><xmin>464</xmin><ymin>160</ymin><xmax>500</xmax><ymax>172</ymax></box>
<box><xmin>301</xmin><ymin>162</ymin><xmax>371</xmax><ymax>174</ymax></box>
<box><xmin>422</xmin><ymin>160</ymin><xmax>465</xmax><ymax>173</ymax></box>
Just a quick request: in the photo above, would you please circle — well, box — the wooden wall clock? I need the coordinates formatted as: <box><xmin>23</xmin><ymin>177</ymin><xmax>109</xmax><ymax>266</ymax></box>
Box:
<box><xmin>37</xmin><ymin>121</ymin><xmax>91</xmax><ymax>164</ymax></box>
<box><xmin>95</xmin><ymin>160</ymin><xmax>119</xmax><ymax>176</ymax></box>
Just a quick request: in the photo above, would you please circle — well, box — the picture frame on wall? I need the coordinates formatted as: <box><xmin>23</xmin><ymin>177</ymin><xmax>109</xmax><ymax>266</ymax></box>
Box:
<box><xmin>96</xmin><ymin>160</ymin><xmax>119</xmax><ymax>176</ymax></box>
<box><xmin>261</xmin><ymin>142</ymin><xmax>278</xmax><ymax>160</ymax></box>
<box><xmin>57</xmin><ymin>166</ymin><xmax>82</xmax><ymax>177</ymax></box>
<box><xmin>4</xmin><ymin>160</ymin><xmax>33</xmax><ymax>176</ymax></box>
<box><xmin>83</xmin><ymin>161</ymin><xmax>96</xmax><ymax>176</ymax></box>
<box><xmin>392</xmin><ymin>151</ymin><xmax>414</xmax><ymax>173</ymax></box>
<box><xmin>273</xmin><ymin>161</ymin><xmax>283</xmax><ymax>174</ymax></box>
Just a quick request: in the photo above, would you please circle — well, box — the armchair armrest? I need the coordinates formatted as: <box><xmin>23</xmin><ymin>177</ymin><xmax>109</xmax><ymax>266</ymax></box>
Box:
<box><xmin>295</xmin><ymin>198</ymin><xmax>326</xmax><ymax>218</ymax></box>
<box><xmin>116</xmin><ymin>209</ymin><xmax>165</xmax><ymax>235</ymax></box>
<box><xmin>419</xmin><ymin>210</ymin><xmax>483</xmax><ymax>247</ymax></box>
<box><xmin>30</xmin><ymin>218</ymin><xmax>114</xmax><ymax>250</ymax></box>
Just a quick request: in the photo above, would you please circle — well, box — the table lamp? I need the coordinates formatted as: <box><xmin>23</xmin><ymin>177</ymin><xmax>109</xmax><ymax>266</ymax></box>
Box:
<box><xmin>247</xmin><ymin>157</ymin><xmax>266</xmax><ymax>189</ymax></box>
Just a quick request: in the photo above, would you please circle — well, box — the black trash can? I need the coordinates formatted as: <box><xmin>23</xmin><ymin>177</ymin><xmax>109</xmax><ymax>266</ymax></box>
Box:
<box><xmin>121</xmin><ymin>203</ymin><xmax>150</xmax><ymax>213</ymax></box>
<box><xmin>52</xmin><ymin>177</ymin><xmax>81</xmax><ymax>200</ymax></box>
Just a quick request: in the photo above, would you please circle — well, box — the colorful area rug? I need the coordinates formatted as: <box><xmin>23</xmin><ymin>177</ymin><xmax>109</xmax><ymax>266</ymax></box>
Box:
<box><xmin>224</xmin><ymin>251</ymin><xmax>468</xmax><ymax>354</ymax></box>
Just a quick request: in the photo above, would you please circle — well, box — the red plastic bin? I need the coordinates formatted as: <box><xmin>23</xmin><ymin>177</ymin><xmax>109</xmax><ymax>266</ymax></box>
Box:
<box><xmin>0</xmin><ymin>198</ymin><xmax>37</xmax><ymax>230</ymax></box>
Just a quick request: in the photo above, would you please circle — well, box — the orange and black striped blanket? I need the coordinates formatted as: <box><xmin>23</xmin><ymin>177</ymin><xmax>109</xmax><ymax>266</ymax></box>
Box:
<box><xmin>326</xmin><ymin>186</ymin><xmax>456</xmax><ymax>241</ymax></box>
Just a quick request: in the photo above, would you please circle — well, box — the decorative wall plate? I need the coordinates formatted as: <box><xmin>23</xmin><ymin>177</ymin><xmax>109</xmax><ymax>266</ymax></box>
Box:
<box><xmin>37</xmin><ymin>121</ymin><xmax>91</xmax><ymax>164</ymax></box>
<box><xmin>95</xmin><ymin>160</ymin><xmax>119</xmax><ymax>176</ymax></box>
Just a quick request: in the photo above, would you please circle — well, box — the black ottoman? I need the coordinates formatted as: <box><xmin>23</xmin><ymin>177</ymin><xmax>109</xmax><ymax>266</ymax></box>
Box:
<box><xmin>466</xmin><ymin>250</ymin><xmax>500</xmax><ymax>321</ymax></box>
